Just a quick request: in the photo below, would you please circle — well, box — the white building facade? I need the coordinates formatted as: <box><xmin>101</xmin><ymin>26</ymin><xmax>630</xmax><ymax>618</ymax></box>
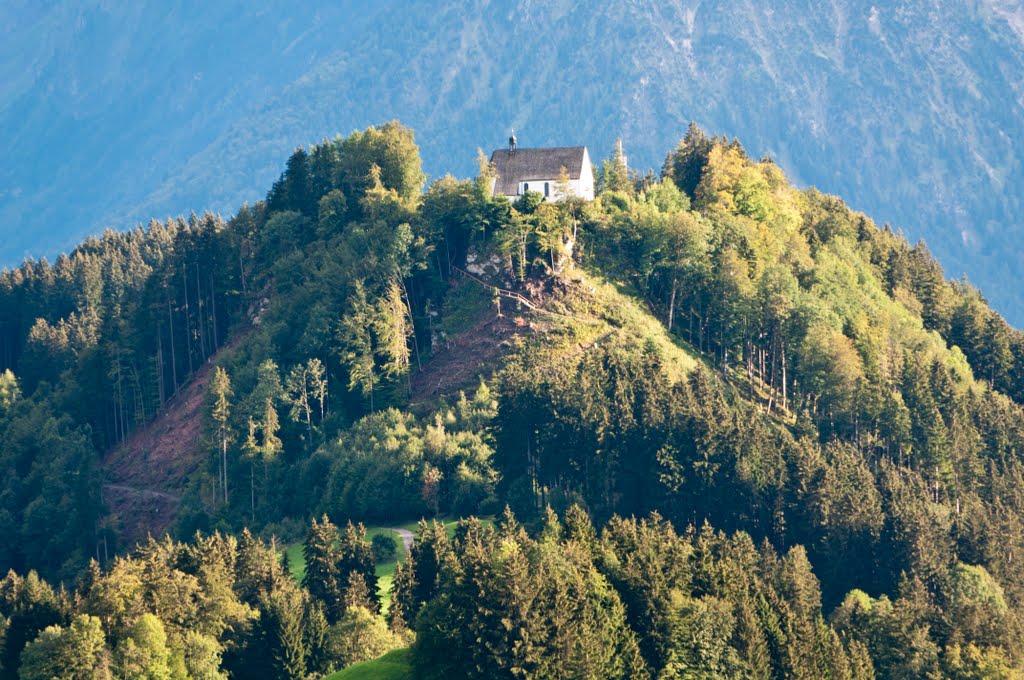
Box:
<box><xmin>489</xmin><ymin>146</ymin><xmax>595</xmax><ymax>202</ymax></box>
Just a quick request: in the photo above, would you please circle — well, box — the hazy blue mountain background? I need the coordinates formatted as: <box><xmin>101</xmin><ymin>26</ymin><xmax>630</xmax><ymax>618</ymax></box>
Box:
<box><xmin>3</xmin><ymin>0</ymin><xmax>1024</xmax><ymax>320</ymax></box>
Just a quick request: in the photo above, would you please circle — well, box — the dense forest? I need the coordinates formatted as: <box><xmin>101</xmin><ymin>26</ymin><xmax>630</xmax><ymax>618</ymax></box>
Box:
<box><xmin>4</xmin><ymin>121</ymin><xmax>1024</xmax><ymax>677</ymax></box>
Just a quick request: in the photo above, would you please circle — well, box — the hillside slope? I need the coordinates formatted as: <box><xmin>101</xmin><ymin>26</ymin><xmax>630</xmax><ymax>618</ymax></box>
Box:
<box><xmin>101</xmin><ymin>347</ymin><xmax>224</xmax><ymax>544</ymax></box>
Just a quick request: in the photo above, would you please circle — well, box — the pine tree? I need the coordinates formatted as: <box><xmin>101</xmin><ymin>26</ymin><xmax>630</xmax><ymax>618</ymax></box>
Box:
<box><xmin>388</xmin><ymin>559</ymin><xmax>416</xmax><ymax>633</ymax></box>
<box><xmin>307</xmin><ymin>358</ymin><xmax>328</xmax><ymax>432</ymax></box>
<box><xmin>261</xmin><ymin>395</ymin><xmax>283</xmax><ymax>459</ymax></box>
<box><xmin>284</xmin><ymin>363</ymin><xmax>313</xmax><ymax>445</ymax></box>
<box><xmin>303</xmin><ymin>601</ymin><xmax>331</xmax><ymax>678</ymax></box>
<box><xmin>0</xmin><ymin>369</ymin><xmax>20</xmax><ymax>415</ymax></box>
<box><xmin>599</xmin><ymin>138</ymin><xmax>635</xmax><ymax>195</ymax></box>
<box><xmin>302</xmin><ymin>516</ymin><xmax>344</xmax><ymax>623</ymax></box>
<box><xmin>241</xmin><ymin>418</ymin><xmax>260</xmax><ymax>524</ymax></box>
<box><xmin>374</xmin><ymin>278</ymin><xmax>413</xmax><ymax>393</ymax></box>
<box><xmin>664</xmin><ymin>122</ymin><xmax>714</xmax><ymax>199</ymax></box>
<box><xmin>564</xmin><ymin>504</ymin><xmax>598</xmax><ymax>555</ymax></box>
<box><xmin>982</xmin><ymin>313</ymin><xmax>1013</xmax><ymax>389</ymax></box>
<box><xmin>209</xmin><ymin>366</ymin><xmax>233</xmax><ymax>506</ymax></box>
<box><xmin>337</xmin><ymin>522</ymin><xmax>380</xmax><ymax>613</ymax></box>
<box><xmin>342</xmin><ymin>570</ymin><xmax>375</xmax><ymax>612</ymax></box>
<box><xmin>735</xmin><ymin>597</ymin><xmax>772</xmax><ymax>679</ymax></box>
<box><xmin>410</xmin><ymin>520</ymin><xmax>452</xmax><ymax>609</ymax></box>
<box><xmin>340</xmin><ymin>282</ymin><xmax>377</xmax><ymax>410</ymax></box>
<box><xmin>268</xmin><ymin>146</ymin><xmax>314</xmax><ymax>217</ymax></box>
<box><xmin>261</xmin><ymin>584</ymin><xmax>308</xmax><ymax>680</ymax></box>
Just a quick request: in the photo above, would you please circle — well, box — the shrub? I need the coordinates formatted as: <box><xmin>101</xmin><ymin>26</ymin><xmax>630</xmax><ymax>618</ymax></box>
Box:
<box><xmin>372</xmin><ymin>533</ymin><xmax>399</xmax><ymax>562</ymax></box>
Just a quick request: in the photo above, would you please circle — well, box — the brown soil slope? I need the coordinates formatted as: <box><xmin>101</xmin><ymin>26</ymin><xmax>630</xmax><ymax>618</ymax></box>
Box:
<box><xmin>102</xmin><ymin>358</ymin><xmax>217</xmax><ymax>544</ymax></box>
<box><xmin>410</xmin><ymin>312</ymin><xmax>523</xmax><ymax>411</ymax></box>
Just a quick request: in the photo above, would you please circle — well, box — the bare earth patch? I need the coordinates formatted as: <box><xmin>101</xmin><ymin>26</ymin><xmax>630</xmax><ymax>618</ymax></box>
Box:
<box><xmin>410</xmin><ymin>311</ymin><xmax>525</xmax><ymax>413</ymax></box>
<box><xmin>102</xmin><ymin>337</ymin><xmax>244</xmax><ymax>544</ymax></box>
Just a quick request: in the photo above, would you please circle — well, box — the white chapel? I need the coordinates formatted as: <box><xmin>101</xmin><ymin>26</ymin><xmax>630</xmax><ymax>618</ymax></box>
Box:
<box><xmin>488</xmin><ymin>132</ymin><xmax>594</xmax><ymax>203</ymax></box>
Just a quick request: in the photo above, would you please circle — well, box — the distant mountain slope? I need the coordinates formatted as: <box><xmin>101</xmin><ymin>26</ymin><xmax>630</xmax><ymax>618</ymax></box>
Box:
<box><xmin>3</xmin><ymin>0</ymin><xmax>1024</xmax><ymax>321</ymax></box>
<box><xmin>0</xmin><ymin>0</ymin><xmax>391</xmax><ymax>254</ymax></box>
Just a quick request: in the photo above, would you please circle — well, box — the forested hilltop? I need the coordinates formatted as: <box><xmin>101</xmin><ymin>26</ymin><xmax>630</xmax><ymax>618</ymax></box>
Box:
<box><xmin>3</xmin><ymin>122</ymin><xmax>1024</xmax><ymax>677</ymax></box>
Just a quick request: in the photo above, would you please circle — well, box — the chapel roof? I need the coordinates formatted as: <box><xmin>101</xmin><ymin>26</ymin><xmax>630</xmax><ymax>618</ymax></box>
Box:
<box><xmin>489</xmin><ymin>146</ymin><xmax>587</xmax><ymax>195</ymax></box>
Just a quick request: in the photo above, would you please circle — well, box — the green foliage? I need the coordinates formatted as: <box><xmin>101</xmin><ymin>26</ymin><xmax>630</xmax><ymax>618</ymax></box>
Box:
<box><xmin>114</xmin><ymin>613</ymin><xmax>175</xmax><ymax>680</ymax></box>
<box><xmin>303</xmin><ymin>515</ymin><xmax>347</xmax><ymax>623</ymax></box>
<box><xmin>259</xmin><ymin>582</ymin><xmax>309</xmax><ymax>680</ymax></box>
<box><xmin>439</xmin><ymin>279</ymin><xmax>493</xmax><ymax>337</ymax></box>
<box><xmin>663</xmin><ymin>122</ymin><xmax>715</xmax><ymax>199</ymax></box>
<box><xmin>337</xmin><ymin>122</ymin><xmax>426</xmax><ymax>205</ymax></box>
<box><xmin>0</xmin><ymin>400</ymin><xmax>100</xmax><ymax>580</ymax></box>
<box><xmin>181</xmin><ymin>630</ymin><xmax>228</xmax><ymax>680</ymax></box>
<box><xmin>312</xmin><ymin>392</ymin><xmax>496</xmax><ymax>522</ymax></box>
<box><xmin>371</xmin><ymin>534</ymin><xmax>398</xmax><ymax>563</ymax></box>
<box><xmin>0</xmin><ymin>569</ymin><xmax>66</xmax><ymax>679</ymax></box>
<box><xmin>947</xmin><ymin>562</ymin><xmax>1009</xmax><ymax>644</ymax></box>
<box><xmin>0</xmin><ymin>370</ymin><xmax>18</xmax><ymax>416</ymax></box>
<box><xmin>411</xmin><ymin>511</ymin><xmax>645</xmax><ymax>679</ymax></box>
<box><xmin>19</xmin><ymin>614</ymin><xmax>109</xmax><ymax>680</ymax></box>
<box><xmin>598</xmin><ymin>139</ymin><xmax>636</xmax><ymax>196</ymax></box>
<box><xmin>209</xmin><ymin>366</ymin><xmax>234</xmax><ymax>507</ymax></box>
<box><xmin>327</xmin><ymin>606</ymin><xmax>405</xmax><ymax>670</ymax></box>
<box><xmin>512</xmin><ymin>191</ymin><xmax>544</xmax><ymax>215</ymax></box>
<box><xmin>340</xmin><ymin>282</ymin><xmax>379</xmax><ymax>409</ymax></box>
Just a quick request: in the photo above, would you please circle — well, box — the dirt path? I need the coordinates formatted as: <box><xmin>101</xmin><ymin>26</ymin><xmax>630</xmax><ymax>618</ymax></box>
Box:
<box><xmin>103</xmin><ymin>484</ymin><xmax>181</xmax><ymax>503</ymax></box>
<box><xmin>102</xmin><ymin>483</ymin><xmax>183</xmax><ymax>546</ymax></box>
<box><xmin>391</xmin><ymin>528</ymin><xmax>415</xmax><ymax>556</ymax></box>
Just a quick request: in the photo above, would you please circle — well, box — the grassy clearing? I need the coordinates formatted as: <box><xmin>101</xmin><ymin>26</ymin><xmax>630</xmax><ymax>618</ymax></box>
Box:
<box><xmin>284</xmin><ymin>526</ymin><xmax>406</xmax><ymax>611</ymax></box>
<box><xmin>581</xmin><ymin>271</ymin><xmax>699</xmax><ymax>380</ymax></box>
<box><xmin>325</xmin><ymin>648</ymin><xmax>413</xmax><ymax>680</ymax></box>
<box><xmin>509</xmin><ymin>268</ymin><xmax>701</xmax><ymax>387</ymax></box>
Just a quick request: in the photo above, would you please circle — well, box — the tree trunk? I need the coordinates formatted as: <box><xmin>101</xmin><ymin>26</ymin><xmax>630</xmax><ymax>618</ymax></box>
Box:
<box><xmin>668</xmin><ymin>277</ymin><xmax>677</xmax><ymax>333</ymax></box>
<box><xmin>182</xmin><ymin>265</ymin><xmax>194</xmax><ymax>376</ymax></box>
<box><xmin>303</xmin><ymin>381</ymin><xmax>313</xmax><ymax>444</ymax></box>
<box><xmin>156</xmin><ymin>326</ymin><xmax>166</xmax><ymax>407</ymax></box>
<box><xmin>320</xmin><ymin>380</ymin><xmax>327</xmax><ymax>422</ymax></box>
<box><xmin>167</xmin><ymin>296</ymin><xmax>179</xmax><ymax>394</ymax></box>
<box><xmin>781</xmin><ymin>339</ymin><xmax>787</xmax><ymax>412</ymax></box>
<box><xmin>115</xmin><ymin>346</ymin><xmax>125</xmax><ymax>443</ymax></box>
<box><xmin>209</xmin><ymin>273</ymin><xmax>219</xmax><ymax>352</ymax></box>
<box><xmin>222</xmin><ymin>436</ymin><xmax>229</xmax><ymax>505</ymax></box>
<box><xmin>196</xmin><ymin>263</ymin><xmax>207</xmax><ymax>362</ymax></box>
<box><xmin>747</xmin><ymin>340</ymin><xmax>755</xmax><ymax>403</ymax></box>
<box><xmin>238</xmin><ymin>245</ymin><xmax>248</xmax><ymax>295</ymax></box>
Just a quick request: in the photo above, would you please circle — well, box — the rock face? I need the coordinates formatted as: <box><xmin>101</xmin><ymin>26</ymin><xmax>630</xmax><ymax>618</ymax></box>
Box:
<box><xmin>3</xmin><ymin>1</ymin><xmax>1024</xmax><ymax>319</ymax></box>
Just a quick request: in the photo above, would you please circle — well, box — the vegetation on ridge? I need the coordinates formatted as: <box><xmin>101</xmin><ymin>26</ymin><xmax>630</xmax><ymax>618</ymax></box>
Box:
<box><xmin>2</xmin><ymin>120</ymin><xmax>1024</xmax><ymax>676</ymax></box>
